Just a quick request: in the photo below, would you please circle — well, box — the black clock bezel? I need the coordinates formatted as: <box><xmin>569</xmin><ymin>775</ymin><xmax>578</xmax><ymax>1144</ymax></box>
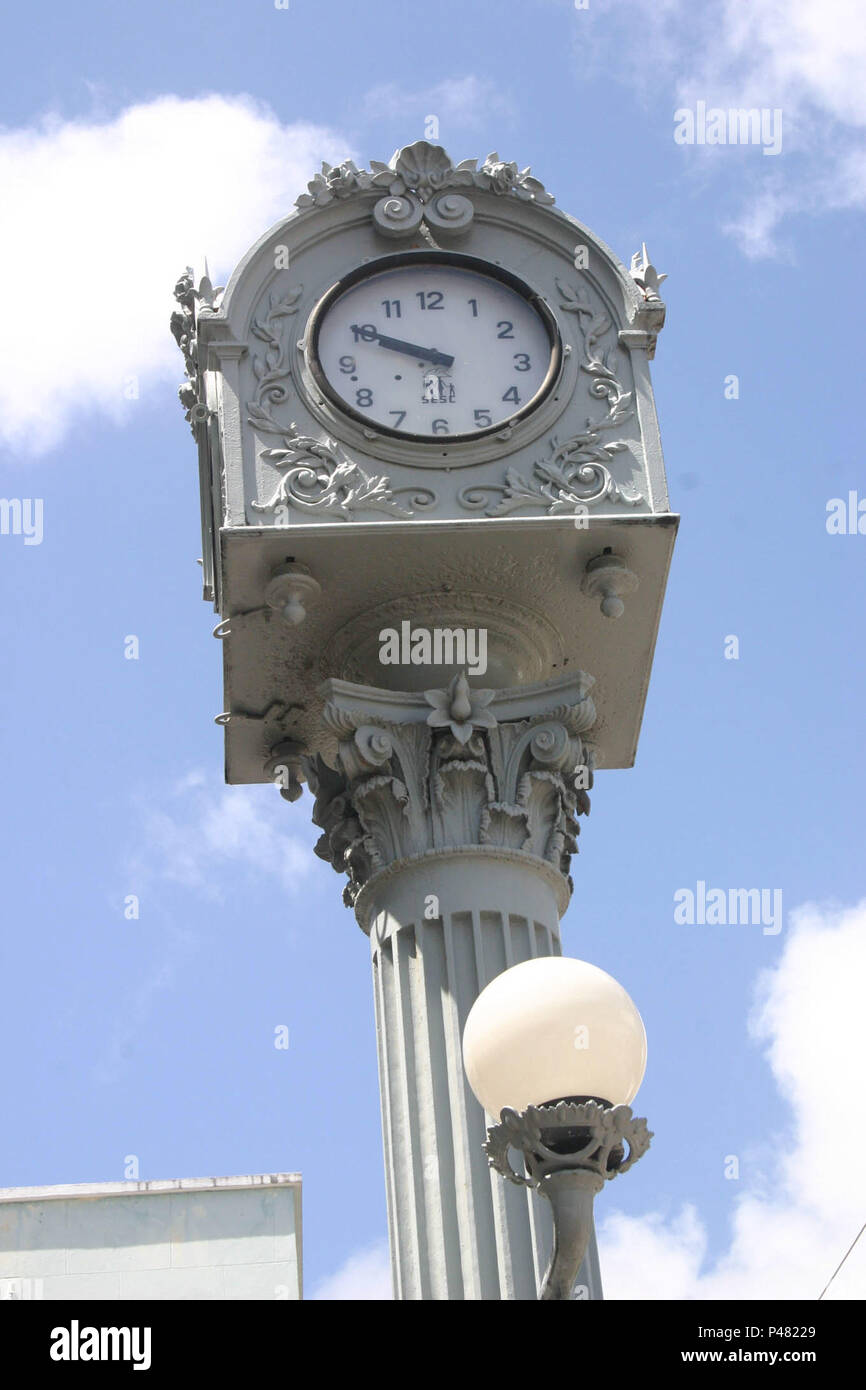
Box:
<box><xmin>305</xmin><ymin>250</ymin><xmax>563</xmax><ymax>445</ymax></box>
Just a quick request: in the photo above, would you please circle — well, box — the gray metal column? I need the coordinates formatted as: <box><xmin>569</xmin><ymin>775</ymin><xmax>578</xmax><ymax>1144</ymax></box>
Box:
<box><xmin>306</xmin><ymin>672</ymin><xmax>602</xmax><ymax>1300</ymax></box>
<box><xmin>362</xmin><ymin>852</ymin><xmax>605</xmax><ymax>1300</ymax></box>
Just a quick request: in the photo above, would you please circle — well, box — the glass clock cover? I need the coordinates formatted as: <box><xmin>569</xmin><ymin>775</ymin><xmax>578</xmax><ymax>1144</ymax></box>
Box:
<box><xmin>309</xmin><ymin>256</ymin><xmax>560</xmax><ymax>441</ymax></box>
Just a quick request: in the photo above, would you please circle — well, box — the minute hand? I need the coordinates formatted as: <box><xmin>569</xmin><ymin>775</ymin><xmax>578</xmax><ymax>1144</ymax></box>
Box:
<box><xmin>376</xmin><ymin>332</ymin><xmax>454</xmax><ymax>368</ymax></box>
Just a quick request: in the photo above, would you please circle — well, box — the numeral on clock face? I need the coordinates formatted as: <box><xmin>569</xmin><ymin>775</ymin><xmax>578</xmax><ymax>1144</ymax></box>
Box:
<box><xmin>311</xmin><ymin>258</ymin><xmax>558</xmax><ymax>440</ymax></box>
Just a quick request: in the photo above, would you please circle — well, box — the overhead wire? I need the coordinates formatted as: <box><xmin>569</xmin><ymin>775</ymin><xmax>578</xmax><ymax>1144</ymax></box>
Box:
<box><xmin>817</xmin><ymin>1219</ymin><xmax>866</xmax><ymax>1300</ymax></box>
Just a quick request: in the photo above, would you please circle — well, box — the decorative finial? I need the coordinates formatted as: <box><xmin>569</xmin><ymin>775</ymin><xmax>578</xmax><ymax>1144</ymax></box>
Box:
<box><xmin>581</xmin><ymin>552</ymin><xmax>639</xmax><ymax>619</ymax></box>
<box><xmin>630</xmin><ymin>243</ymin><xmax>667</xmax><ymax>302</ymax></box>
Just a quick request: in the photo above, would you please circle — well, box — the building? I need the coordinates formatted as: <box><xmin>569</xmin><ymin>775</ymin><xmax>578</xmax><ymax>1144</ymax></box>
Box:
<box><xmin>0</xmin><ymin>1173</ymin><xmax>301</xmax><ymax>1300</ymax></box>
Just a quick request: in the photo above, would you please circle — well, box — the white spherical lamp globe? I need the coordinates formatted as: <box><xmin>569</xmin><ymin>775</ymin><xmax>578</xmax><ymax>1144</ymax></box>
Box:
<box><xmin>462</xmin><ymin>956</ymin><xmax>647</xmax><ymax>1118</ymax></box>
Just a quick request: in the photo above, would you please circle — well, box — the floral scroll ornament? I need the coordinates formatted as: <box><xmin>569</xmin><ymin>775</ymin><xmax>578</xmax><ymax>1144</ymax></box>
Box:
<box><xmin>245</xmin><ymin>271</ymin><xmax>435</xmax><ymax>521</ymax></box>
<box><xmin>294</xmin><ymin>141</ymin><xmax>555</xmax><ymax>211</ymax></box>
<box><xmin>250</xmin><ymin>284</ymin><xmax>304</xmax><ymax>409</ymax></box>
<box><xmin>459</xmin><ymin>279</ymin><xmax>644</xmax><ymax>518</ymax></box>
<box><xmin>246</xmin><ymin>401</ymin><xmax>435</xmax><ymax>521</ymax></box>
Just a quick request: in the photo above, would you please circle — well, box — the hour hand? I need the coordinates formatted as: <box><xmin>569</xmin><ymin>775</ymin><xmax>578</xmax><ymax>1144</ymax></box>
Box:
<box><xmin>376</xmin><ymin>332</ymin><xmax>454</xmax><ymax>368</ymax></box>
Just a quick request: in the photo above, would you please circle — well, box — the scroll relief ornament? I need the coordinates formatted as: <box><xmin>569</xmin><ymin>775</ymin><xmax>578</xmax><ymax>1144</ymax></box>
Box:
<box><xmin>301</xmin><ymin>671</ymin><xmax>596</xmax><ymax>909</ymax></box>
<box><xmin>249</xmin><ymin>282</ymin><xmax>305</xmax><ymax>411</ymax></box>
<box><xmin>246</xmin><ymin>399</ymin><xmax>437</xmax><ymax>521</ymax></box>
<box><xmin>245</xmin><ymin>276</ymin><xmax>436</xmax><ymax>520</ymax></box>
<box><xmin>459</xmin><ymin>280</ymin><xmax>644</xmax><ymax>517</ymax></box>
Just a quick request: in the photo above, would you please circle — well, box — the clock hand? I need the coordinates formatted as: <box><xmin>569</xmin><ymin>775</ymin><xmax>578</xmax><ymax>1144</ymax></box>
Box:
<box><xmin>375</xmin><ymin>332</ymin><xmax>454</xmax><ymax>368</ymax></box>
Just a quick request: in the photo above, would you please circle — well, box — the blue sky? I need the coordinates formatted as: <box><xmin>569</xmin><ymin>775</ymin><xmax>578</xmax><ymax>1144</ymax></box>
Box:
<box><xmin>1</xmin><ymin>0</ymin><xmax>865</xmax><ymax>1298</ymax></box>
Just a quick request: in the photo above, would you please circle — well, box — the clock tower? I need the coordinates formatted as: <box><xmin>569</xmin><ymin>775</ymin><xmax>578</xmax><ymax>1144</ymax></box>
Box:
<box><xmin>173</xmin><ymin>140</ymin><xmax>676</xmax><ymax>1300</ymax></box>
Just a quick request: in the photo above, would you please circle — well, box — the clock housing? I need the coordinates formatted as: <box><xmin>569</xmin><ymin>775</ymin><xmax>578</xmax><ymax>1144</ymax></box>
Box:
<box><xmin>185</xmin><ymin>141</ymin><xmax>677</xmax><ymax>779</ymax></box>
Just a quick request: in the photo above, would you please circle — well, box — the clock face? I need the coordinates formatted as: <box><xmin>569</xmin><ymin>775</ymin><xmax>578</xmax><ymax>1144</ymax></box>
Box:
<box><xmin>308</xmin><ymin>254</ymin><xmax>560</xmax><ymax>442</ymax></box>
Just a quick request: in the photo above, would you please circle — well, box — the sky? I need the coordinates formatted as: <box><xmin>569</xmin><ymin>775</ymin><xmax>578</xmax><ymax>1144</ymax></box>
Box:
<box><xmin>1</xmin><ymin>0</ymin><xmax>865</xmax><ymax>1300</ymax></box>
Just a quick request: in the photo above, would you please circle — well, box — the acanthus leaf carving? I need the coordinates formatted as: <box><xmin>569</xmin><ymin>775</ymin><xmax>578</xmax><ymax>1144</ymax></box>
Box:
<box><xmin>518</xmin><ymin>770</ymin><xmax>569</xmax><ymax>864</ymax></box>
<box><xmin>300</xmin><ymin>673</ymin><xmax>595</xmax><ymax>907</ymax></box>
<box><xmin>432</xmin><ymin>759</ymin><xmax>494</xmax><ymax>849</ymax></box>
<box><xmin>353</xmin><ymin>774</ymin><xmax>413</xmax><ymax>868</ymax></box>
<box><xmin>479</xmin><ymin>802</ymin><xmax>532</xmax><ymax>853</ymax></box>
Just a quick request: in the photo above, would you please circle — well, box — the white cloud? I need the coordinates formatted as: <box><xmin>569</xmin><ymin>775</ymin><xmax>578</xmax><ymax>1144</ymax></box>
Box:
<box><xmin>133</xmin><ymin>771</ymin><xmax>313</xmax><ymax>898</ymax></box>
<box><xmin>311</xmin><ymin>1240</ymin><xmax>392</xmax><ymax>1300</ymax></box>
<box><xmin>674</xmin><ymin>0</ymin><xmax>866</xmax><ymax>253</ymax></box>
<box><xmin>580</xmin><ymin>0</ymin><xmax>866</xmax><ymax>256</ymax></box>
<box><xmin>600</xmin><ymin>899</ymin><xmax>866</xmax><ymax>1299</ymax></box>
<box><xmin>599</xmin><ymin>0</ymin><xmax>866</xmax><ymax>121</ymax></box>
<box><xmin>0</xmin><ymin>96</ymin><xmax>352</xmax><ymax>454</ymax></box>
<box><xmin>297</xmin><ymin>902</ymin><xmax>866</xmax><ymax>1302</ymax></box>
<box><xmin>363</xmin><ymin>75</ymin><xmax>515</xmax><ymax>127</ymax></box>
<box><xmin>700</xmin><ymin>0</ymin><xmax>866</xmax><ymax>126</ymax></box>
<box><xmin>721</xmin><ymin>186</ymin><xmax>798</xmax><ymax>261</ymax></box>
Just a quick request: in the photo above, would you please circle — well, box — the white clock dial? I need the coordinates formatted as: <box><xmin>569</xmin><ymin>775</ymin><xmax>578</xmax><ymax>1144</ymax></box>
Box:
<box><xmin>309</xmin><ymin>256</ymin><xmax>559</xmax><ymax>441</ymax></box>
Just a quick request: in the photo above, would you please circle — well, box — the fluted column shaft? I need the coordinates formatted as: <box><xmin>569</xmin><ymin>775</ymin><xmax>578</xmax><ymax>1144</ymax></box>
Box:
<box><xmin>358</xmin><ymin>850</ymin><xmax>605</xmax><ymax>1299</ymax></box>
<box><xmin>303</xmin><ymin>671</ymin><xmax>602</xmax><ymax>1300</ymax></box>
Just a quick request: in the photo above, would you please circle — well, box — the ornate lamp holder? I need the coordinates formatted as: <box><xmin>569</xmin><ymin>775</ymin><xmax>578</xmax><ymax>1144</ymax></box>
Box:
<box><xmin>485</xmin><ymin>1098</ymin><xmax>652</xmax><ymax>1300</ymax></box>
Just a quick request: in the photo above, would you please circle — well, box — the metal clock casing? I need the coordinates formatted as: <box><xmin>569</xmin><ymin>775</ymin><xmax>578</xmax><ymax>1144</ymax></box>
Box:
<box><xmin>190</xmin><ymin>140</ymin><xmax>675</xmax><ymax>779</ymax></box>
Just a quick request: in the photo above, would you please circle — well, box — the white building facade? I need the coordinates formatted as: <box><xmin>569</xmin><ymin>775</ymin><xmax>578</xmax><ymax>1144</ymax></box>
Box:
<box><xmin>0</xmin><ymin>1173</ymin><xmax>301</xmax><ymax>1300</ymax></box>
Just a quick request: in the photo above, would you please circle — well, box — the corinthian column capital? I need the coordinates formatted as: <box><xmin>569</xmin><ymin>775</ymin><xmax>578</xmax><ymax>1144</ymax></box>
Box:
<box><xmin>301</xmin><ymin>669</ymin><xmax>597</xmax><ymax>924</ymax></box>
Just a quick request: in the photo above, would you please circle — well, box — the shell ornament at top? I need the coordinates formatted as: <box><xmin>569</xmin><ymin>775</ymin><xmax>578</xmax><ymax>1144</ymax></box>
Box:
<box><xmin>295</xmin><ymin>141</ymin><xmax>556</xmax><ymax>211</ymax></box>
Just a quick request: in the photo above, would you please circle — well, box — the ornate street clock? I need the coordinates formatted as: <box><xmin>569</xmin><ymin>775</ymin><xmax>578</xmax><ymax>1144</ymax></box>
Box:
<box><xmin>307</xmin><ymin>252</ymin><xmax>561</xmax><ymax>442</ymax></box>
<box><xmin>173</xmin><ymin>140</ymin><xmax>675</xmax><ymax>779</ymax></box>
<box><xmin>172</xmin><ymin>139</ymin><xmax>677</xmax><ymax>1307</ymax></box>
